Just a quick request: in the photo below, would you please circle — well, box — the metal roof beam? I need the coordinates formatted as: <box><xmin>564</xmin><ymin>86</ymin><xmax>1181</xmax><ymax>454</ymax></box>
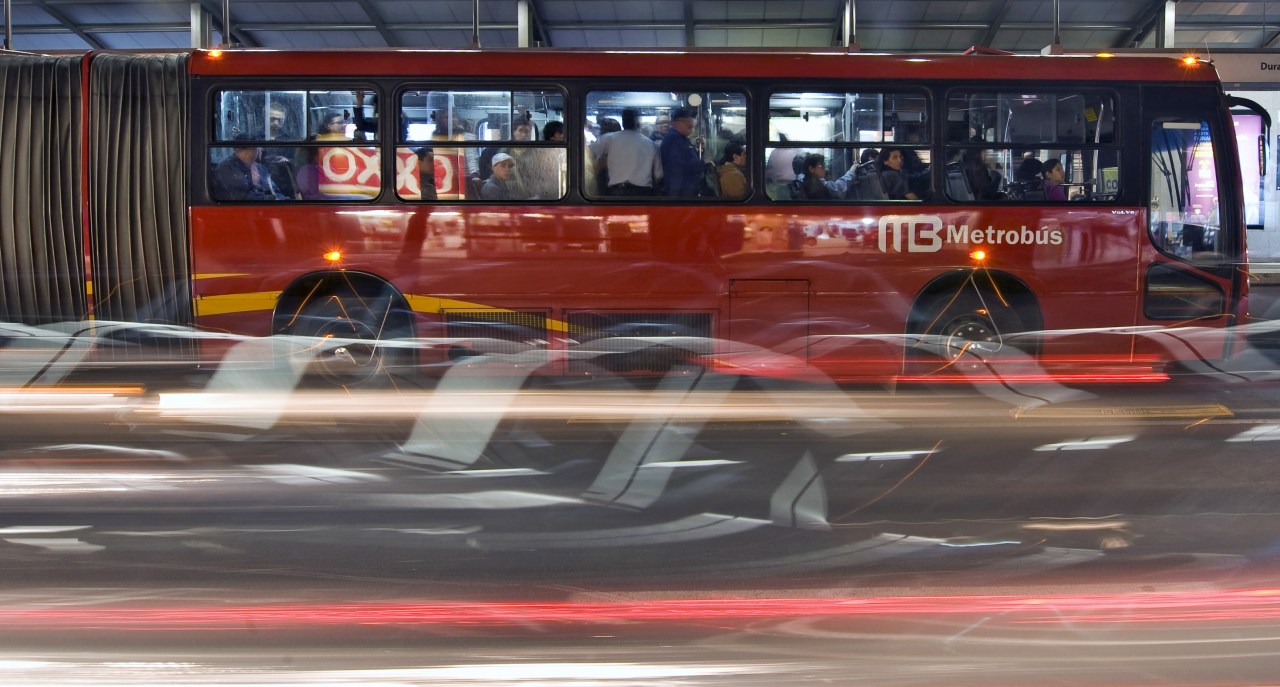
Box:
<box><xmin>683</xmin><ymin>0</ymin><xmax>694</xmax><ymax>48</ymax></box>
<box><xmin>355</xmin><ymin>0</ymin><xmax>398</xmax><ymax>47</ymax></box>
<box><xmin>981</xmin><ymin>0</ymin><xmax>1013</xmax><ymax>47</ymax></box>
<box><xmin>1115</xmin><ymin>0</ymin><xmax>1179</xmax><ymax>48</ymax></box>
<box><xmin>194</xmin><ymin>0</ymin><xmax>257</xmax><ymax>47</ymax></box>
<box><xmin>28</xmin><ymin>0</ymin><xmax>104</xmax><ymax>48</ymax></box>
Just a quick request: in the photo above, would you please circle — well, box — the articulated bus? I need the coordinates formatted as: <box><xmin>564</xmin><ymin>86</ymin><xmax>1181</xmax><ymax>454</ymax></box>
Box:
<box><xmin>0</xmin><ymin>48</ymin><xmax>1267</xmax><ymax>382</ymax></box>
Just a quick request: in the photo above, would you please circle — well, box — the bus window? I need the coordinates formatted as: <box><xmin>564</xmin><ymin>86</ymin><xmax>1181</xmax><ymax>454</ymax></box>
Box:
<box><xmin>946</xmin><ymin>91</ymin><xmax>1118</xmax><ymax>202</ymax></box>
<box><xmin>766</xmin><ymin>91</ymin><xmax>929</xmax><ymax>202</ymax></box>
<box><xmin>583</xmin><ymin>90</ymin><xmax>747</xmax><ymax>199</ymax></box>
<box><xmin>398</xmin><ymin>88</ymin><xmax>566</xmax><ymax>201</ymax></box>
<box><xmin>1150</xmin><ymin>119</ymin><xmax>1225</xmax><ymax>263</ymax></box>
<box><xmin>210</xmin><ymin>88</ymin><xmax>380</xmax><ymax>202</ymax></box>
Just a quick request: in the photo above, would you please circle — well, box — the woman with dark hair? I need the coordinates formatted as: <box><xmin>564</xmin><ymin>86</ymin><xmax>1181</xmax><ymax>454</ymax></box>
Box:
<box><xmin>878</xmin><ymin>147</ymin><xmax>919</xmax><ymax>200</ymax></box>
<box><xmin>316</xmin><ymin>112</ymin><xmax>349</xmax><ymax>141</ymax></box>
<box><xmin>798</xmin><ymin>153</ymin><xmax>857</xmax><ymax>200</ymax></box>
<box><xmin>1041</xmin><ymin>158</ymin><xmax>1068</xmax><ymax>201</ymax></box>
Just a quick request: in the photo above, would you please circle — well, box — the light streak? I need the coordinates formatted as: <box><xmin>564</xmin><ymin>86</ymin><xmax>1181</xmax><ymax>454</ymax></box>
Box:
<box><xmin>9</xmin><ymin>589</ymin><xmax>1280</xmax><ymax>630</ymax></box>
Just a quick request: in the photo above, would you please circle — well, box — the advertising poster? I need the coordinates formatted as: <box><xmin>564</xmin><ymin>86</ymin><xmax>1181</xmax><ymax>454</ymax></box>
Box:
<box><xmin>1232</xmin><ymin>113</ymin><xmax>1263</xmax><ymax>228</ymax></box>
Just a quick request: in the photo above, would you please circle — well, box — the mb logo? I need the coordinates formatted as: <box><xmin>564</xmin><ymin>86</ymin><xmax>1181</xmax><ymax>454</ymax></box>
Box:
<box><xmin>878</xmin><ymin>215</ymin><xmax>943</xmax><ymax>253</ymax></box>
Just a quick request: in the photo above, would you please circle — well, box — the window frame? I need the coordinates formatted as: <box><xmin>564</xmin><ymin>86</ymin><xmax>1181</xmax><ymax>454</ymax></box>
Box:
<box><xmin>206</xmin><ymin>83</ymin><xmax>384</xmax><ymax>204</ymax></box>
<box><xmin>763</xmin><ymin>85</ymin><xmax>932</xmax><ymax>204</ymax></box>
<box><xmin>941</xmin><ymin>86</ymin><xmax>1123</xmax><ymax>204</ymax></box>
<box><xmin>394</xmin><ymin>83</ymin><xmax>571</xmax><ymax>204</ymax></box>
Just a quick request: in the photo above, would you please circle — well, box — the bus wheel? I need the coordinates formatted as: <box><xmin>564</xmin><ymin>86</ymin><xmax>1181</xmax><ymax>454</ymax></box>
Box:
<box><xmin>911</xmin><ymin>291</ymin><xmax>1029</xmax><ymax>372</ymax></box>
<box><xmin>290</xmin><ymin>290</ymin><xmax>410</xmax><ymax>386</ymax></box>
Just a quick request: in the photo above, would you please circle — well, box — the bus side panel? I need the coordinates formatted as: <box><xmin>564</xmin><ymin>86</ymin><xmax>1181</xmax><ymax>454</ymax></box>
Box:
<box><xmin>190</xmin><ymin>204</ymin><xmax>1146</xmax><ymax>379</ymax></box>
<box><xmin>0</xmin><ymin>53</ymin><xmax>86</xmax><ymax>325</ymax></box>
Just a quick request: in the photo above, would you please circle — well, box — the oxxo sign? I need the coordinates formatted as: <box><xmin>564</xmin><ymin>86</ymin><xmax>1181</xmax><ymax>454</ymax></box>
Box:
<box><xmin>877</xmin><ymin>215</ymin><xmax>1064</xmax><ymax>253</ymax></box>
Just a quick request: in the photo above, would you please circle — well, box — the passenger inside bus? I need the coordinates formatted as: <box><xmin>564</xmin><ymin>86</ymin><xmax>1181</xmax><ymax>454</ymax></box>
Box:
<box><xmin>593</xmin><ymin>108</ymin><xmax>660</xmax><ymax>196</ymax></box>
<box><xmin>1041</xmin><ymin>158</ymin><xmax>1068</xmax><ymax>201</ymax></box>
<box><xmin>481</xmin><ymin>153</ymin><xmax>518</xmax><ymax>200</ymax></box>
<box><xmin>878</xmin><ymin>147</ymin><xmax>919</xmax><ymax>201</ymax></box>
<box><xmin>794</xmin><ymin>153</ymin><xmax>857</xmax><ymax>200</ymax></box>
<box><xmin>717</xmin><ymin>141</ymin><xmax>749</xmax><ymax>199</ymax></box>
<box><xmin>659</xmin><ymin>107</ymin><xmax>708</xmax><ymax>197</ymax></box>
<box><xmin>212</xmin><ymin>136</ymin><xmax>289</xmax><ymax>201</ymax></box>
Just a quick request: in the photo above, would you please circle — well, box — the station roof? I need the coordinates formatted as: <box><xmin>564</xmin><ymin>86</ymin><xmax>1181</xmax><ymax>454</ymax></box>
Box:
<box><xmin>4</xmin><ymin>0</ymin><xmax>1280</xmax><ymax>53</ymax></box>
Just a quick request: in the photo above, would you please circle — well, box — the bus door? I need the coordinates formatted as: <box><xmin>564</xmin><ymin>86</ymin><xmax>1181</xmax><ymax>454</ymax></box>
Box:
<box><xmin>1139</xmin><ymin>86</ymin><xmax>1248</xmax><ymax>361</ymax></box>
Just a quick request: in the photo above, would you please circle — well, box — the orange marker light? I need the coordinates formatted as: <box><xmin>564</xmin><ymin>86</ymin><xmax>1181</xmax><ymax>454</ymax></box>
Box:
<box><xmin>970</xmin><ymin>249</ymin><xmax>987</xmax><ymax>261</ymax></box>
<box><xmin>324</xmin><ymin>250</ymin><xmax>343</xmax><ymax>262</ymax></box>
<box><xmin>208</xmin><ymin>49</ymin><xmax>223</xmax><ymax>58</ymax></box>
<box><xmin>1095</xmin><ymin>52</ymin><xmax>1114</xmax><ymax>58</ymax></box>
<box><xmin>1181</xmin><ymin>55</ymin><xmax>1200</xmax><ymax>67</ymax></box>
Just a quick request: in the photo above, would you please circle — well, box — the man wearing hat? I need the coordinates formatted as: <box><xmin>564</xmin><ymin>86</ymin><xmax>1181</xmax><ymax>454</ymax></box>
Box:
<box><xmin>481</xmin><ymin>152</ymin><xmax>518</xmax><ymax>200</ymax></box>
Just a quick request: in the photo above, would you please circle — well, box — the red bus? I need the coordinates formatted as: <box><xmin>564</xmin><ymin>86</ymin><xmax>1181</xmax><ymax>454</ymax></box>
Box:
<box><xmin>0</xmin><ymin>48</ymin><xmax>1266</xmax><ymax>382</ymax></box>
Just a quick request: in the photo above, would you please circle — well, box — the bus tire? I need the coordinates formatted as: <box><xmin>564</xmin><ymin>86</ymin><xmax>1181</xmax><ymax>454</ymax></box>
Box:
<box><xmin>908</xmin><ymin>288</ymin><xmax>1034</xmax><ymax>373</ymax></box>
<box><xmin>287</xmin><ymin>286</ymin><xmax>412</xmax><ymax>386</ymax></box>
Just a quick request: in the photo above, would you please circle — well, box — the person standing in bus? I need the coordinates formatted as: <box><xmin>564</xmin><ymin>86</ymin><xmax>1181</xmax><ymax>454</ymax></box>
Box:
<box><xmin>593</xmin><ymin>108</ymin><xmax>660</xmax><ymax>195</ymax></box>
<box><xmin>660</xmin><ymin>107</ymin><xmax>707</xmax><ymax>197</ymax></box>
<box><xmin>651</xmin><ymin>113</ymin><xmax>671</xmax><ymax>142</ymax></box>
<box><xmin>261</xmin><ymin>105</ymin><xmax>299</xmax><ymax>199</ymax></box>
<box><xmin>717</xmin><ymin>141</ymin><xmax>749</xmax><ymax>198</ymax></box>
<box><xmin>1041</xmin><ymin>158</ymin><xmax>1068</xmax><ymax>201</ymax></box>
<box><xmin>878</xmin><ymin>147</ymin><xmax>919</xmax><ymax>201</ymax></box>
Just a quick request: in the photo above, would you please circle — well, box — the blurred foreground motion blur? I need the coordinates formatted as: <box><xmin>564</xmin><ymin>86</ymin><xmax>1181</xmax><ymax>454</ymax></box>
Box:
<box><xmin>4</xmin><ymin>314</ymin><xmax>1280</xmax><ymax>685</ymax></box>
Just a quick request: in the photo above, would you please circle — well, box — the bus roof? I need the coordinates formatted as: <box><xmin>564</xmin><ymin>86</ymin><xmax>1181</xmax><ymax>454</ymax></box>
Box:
<box><xmin>187</xmin><ymin>49</ymin><xmax>1219</xmax><ymax>84</ymax></box>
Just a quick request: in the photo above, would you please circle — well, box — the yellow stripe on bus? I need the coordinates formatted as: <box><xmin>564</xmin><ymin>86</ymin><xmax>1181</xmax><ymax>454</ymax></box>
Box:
<box><xmin>194</xmin><ymin>291</ymin><xmax>571</xmax><ymax>333</ymax></box>
<box><xmin>192</xmin><ymin>273</ymin><xmax>252</xmax><ymax>280</ymax></box>
<box><xmin>403</xmin><ymin>295</ymin><xmax>571</xmax><ymax>333</ymax></box>
<box><xmin>194</xmin><ymin>292</ymin><xmax>283</xmax><ymax>317</ymax></box>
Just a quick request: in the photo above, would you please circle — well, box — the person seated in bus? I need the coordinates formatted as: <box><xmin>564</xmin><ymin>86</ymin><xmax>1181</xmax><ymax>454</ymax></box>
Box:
<box><xmin>861</xmin><ymin>148</ymin><xmax>880</xmax><ymax>165</ymax></box>
<box><xmin>213</xmin><ymin>137</ymin><xmax>288</xmax><ymax>201</ymax></box>
<box><xmin>659</xmin><ymin>107</ymin><xmax>708</xmax><ymax>197</ymax></box>
<box><xmin>419</xmin><ymin>144</ymin><xmax>445</xmax><ymax>198</ymax></box>
<box><xmin>717</xmin><ymin>141</ymin><xmax>749</xmax><ymax>199</ymax></box>
<box><xmin>1041</xmin><ymin>158</ymin><xmax>1068</xmax><ymax>201</ymax></box>
<box><xmin>795</xmin><ymin>153</ymin><xmax>857</xmax><ymax>201</ymax></box>
<box><xmin>878</xmin><ymin>147</ymin><xmax>919</xmax><ymax>201</ymax></box>
<box><xmin>1012</xmin><ymin>157</ymin><xmax>1044</xmax><ymax>200</ymax></box>
<box><xmin>481</xmin><ymin>153</ymin><xmax>519</xmax><ymax>200</ymax></box>
<box><xmin>958</xmin><ymin>142</ymin><xmax>1003</xmax><ymax>200</ymax></box>
<box><xmin>593</xmin><ymin>108</ymin><xmax>660</xmax><ymax>195</ymax></box>
<box><xmin>294</xmin><ymin>144</ymin><xmax>324</xmax><ymax>200</ymax></box>
<box><xmin>315</xmin><ymin>112</ymin><xmax>349</xmax><ymax>141</ymax></box>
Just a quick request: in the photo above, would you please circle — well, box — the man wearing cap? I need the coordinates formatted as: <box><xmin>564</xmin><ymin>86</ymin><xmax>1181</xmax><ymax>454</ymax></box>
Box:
<box><xmin>660</xmin><ymin>107</ymin><xmax>707</xmax><ymax>197</ymax></box>
<box><xmin>481</xmin><ymin>152</ymin><xmax>519</xmax><ymax>200</ymax></box>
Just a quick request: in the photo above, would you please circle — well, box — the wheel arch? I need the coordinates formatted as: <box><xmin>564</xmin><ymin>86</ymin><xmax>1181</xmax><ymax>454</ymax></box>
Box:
<box><xmin>906</xmin><ymin>269</ymin><xmax>1044</xmax><ymax>335</ymax></box>
<box><xmin>272</xmin><ymin>270</ymin><xmax>415</xmax><ymax>338</ymax></box>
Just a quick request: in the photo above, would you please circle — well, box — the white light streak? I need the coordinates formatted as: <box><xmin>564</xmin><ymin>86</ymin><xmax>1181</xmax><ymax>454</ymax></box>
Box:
<box><xmin>1227</xmin><ymin>424</ymin><xmax>1280</xmax><ymax>442</ymax></box>
<box><xmin>1034</xmin><ymin>435</ymin><xmax>1136</xmax><ymax>451</ymax></box>
<box><xmin>836</xmin><ymin>450</ymin><xmax>931</xmax><ymax>462</ymax></box>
